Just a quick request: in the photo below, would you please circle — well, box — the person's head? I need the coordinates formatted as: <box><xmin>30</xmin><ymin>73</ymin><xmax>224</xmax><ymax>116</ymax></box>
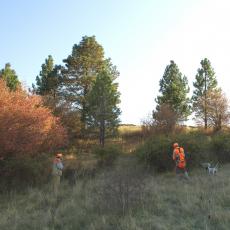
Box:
<box><xmin>56</xmin><ymin>153</ymin><xmax>63</xmax><ymax>159</ymax></box>
<box><xmin>173</xmin><ymin>143</ymin><xmax>179</xmax><ymax>149</ymax></box>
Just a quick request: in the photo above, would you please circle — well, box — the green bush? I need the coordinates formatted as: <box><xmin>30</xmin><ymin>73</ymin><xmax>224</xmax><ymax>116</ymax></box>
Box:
<box><xmin>136</xmin><ymin>132</ymin><xmax>215</xmax><ymax>171</ymax></box>
<box><xmin>175</xmin><ymin>132</ymin><xmax>213</xmax><ymax>167</ymax></box>
<box><xmin>136</xmin><ymin>135</ymin><xmax>173</xmax><ymax>172</ymax></box>
<box><xmin>211</xmin><ymin>132</ymin><xmax>230</xmax><ymax>163</ymax></box>
<box><xmin>0</xmin><ymin>154</ymin><xmax>51</xmax><ymax>191</ymax></box>
<box><xmin>93</xmin><ymin>145</ymin><xmax>121</xmax><ymax>166</ymax></box>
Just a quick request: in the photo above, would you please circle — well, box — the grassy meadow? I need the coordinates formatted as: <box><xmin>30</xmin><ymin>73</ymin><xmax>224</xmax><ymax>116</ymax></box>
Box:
<box><xmin>0</xmin><ymin>154</ymin><xmax>230</xmax><ymax>230</ymax></box>
<box><xmin>0</xmin><ymin>125</ymin><xmax>230</xmax><ymax>230</ymax></box>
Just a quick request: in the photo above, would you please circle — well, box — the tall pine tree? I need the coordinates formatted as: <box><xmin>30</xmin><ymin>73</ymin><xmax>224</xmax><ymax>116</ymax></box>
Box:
<box><xmin>155</xmin><ymin>60</ymin><xmax>191</xmax><ymax>122</ymax></box>
<box><xmin>192</xmin><ymin>58</ymin><xmax>218</xmax><ymax>129</ymax></box>
<box><xmin>87</xmin><ymin>69</ymin><xmax>121</xmax><ymax>146</ymax></box>
<box><xmin>62</xmin><ymin>36</ymin><xmax>105</xmax><ymax>131</ymax></box>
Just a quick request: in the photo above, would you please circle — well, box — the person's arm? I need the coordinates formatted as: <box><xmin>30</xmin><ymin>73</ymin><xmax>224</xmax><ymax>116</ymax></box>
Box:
<box><xmin>172</xmin><ymin>150</ymin><xmax>176</xmax><ymax>160</ymax></box>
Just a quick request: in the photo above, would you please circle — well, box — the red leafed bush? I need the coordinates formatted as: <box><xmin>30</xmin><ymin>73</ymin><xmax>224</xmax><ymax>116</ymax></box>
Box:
<box><xmin>0</xmin><ymin>80</ymin><xmax>67</xmax><ymax>158</ymax></box>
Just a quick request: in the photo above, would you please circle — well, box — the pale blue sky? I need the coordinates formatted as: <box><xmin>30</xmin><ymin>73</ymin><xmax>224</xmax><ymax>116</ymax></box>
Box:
<box><xmin>1</xmin><ymin>0</ymin><xmax>230</xmax><ymax>124</ymax></box>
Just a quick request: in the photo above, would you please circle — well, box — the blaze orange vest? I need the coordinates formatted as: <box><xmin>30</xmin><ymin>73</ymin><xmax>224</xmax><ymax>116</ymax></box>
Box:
<box><xmin>173</xmin><ymin>147</ymin><xmax>186</xmax><ymax>168</ymax></box>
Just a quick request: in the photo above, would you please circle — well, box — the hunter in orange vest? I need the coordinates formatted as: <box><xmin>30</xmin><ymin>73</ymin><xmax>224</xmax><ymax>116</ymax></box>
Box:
<box><xmin>52</xmin><ymin>153</ymin><xmax>64</xmax><ymax>196</ymax></box>
<box><xmin>172</xmin><ymin>143</ymin><xmax>189</xmax><ymax>179</ymax></box>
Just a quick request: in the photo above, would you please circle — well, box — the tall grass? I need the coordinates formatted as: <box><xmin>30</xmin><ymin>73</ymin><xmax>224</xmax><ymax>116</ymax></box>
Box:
<box><xmin>0</xmin><ymin>156</ymin><xmax>230</xmax><ymax>230</ymax></box>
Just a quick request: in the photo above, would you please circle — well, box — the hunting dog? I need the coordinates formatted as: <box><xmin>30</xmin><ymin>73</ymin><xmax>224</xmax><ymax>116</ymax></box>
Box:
<box><xmin>201</xmin><ymin>162</ymin><xmax>219</xmax><ymax>175</ymax></box>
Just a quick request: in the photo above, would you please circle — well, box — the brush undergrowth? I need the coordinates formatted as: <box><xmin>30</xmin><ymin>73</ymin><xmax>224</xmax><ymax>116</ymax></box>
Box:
<box><xmin>136</xmin><ymin>131</ymin><xmax>230</xmax><ymax>171</ymax></box>
<box><xmin>0</xmin><ymin>156</ymin><xmax>229</xmax><ymax>230</ymax></box>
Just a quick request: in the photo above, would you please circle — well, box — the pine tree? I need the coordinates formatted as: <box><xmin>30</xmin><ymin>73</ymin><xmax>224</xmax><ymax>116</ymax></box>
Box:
<box><xmin>62</xmin><ymin>36</ymin><xmax>105</xmax><ymax>131</ymax></box>
<box><xmin>0</xmin><ymin>63</ymin><xmax>20</xmax><ymax>91</ymax></box>
<box><xmin>192</xmin><ymin>58</ymin><xmax>218</xmax><ymax>129</ymax></box>
<box><xmin>87</xmin><ymin>70</ymin><xmax>121</xmax><ymax>146</ymax></box>
<box><xmin>33</xmin><ymin>55</ymin><xmax>62</xmax><ymax>112</ymax></box>
<box><xmin>155</xmin><ymin>60</ymin><xmax>191</xmax><ymax>122</ymax></box>
<box><xmin>34</xmin><ymin>55</ymin><xmax>61</xmax><ymax>96</ymax></box>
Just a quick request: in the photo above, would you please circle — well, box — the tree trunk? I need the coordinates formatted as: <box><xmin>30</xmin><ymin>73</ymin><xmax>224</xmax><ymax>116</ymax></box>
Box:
<box><xmin>217</xmin><ymin>114</ymin><xmax>222</xmax><ymax>131</ymax></box>
<box><xmin>204</xmin><ymin>74</ymin><xmax>207</xmax><ymax>129</ymax></box>
<box><xmin>99</xmin><ymin>119</ymin><xmax>105</xmax><ymax>147</ymax></box>
<box><xmin>81</xmin><ymin>86</ymin><xmax>89</xmax><ymax>135</ymax></box>
<box><xmin>204</xmin><ymin>111</ymin><xmax>207</xmax><ymax>129</ymax></box>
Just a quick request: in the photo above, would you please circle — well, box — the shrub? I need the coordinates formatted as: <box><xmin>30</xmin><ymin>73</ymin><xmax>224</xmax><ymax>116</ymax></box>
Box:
<box><xmin>0</xmin><ymin>154</ymin><xmax>51</xmax><ymax>191</ymax></box>
<box><xmin>175</xmin><ymin>131</ymin><xmax>213</xmax><ymax>167</ymax></box>
<box><xmin>63</xmin><ymin>159</ymin><xmax>98</xmax><ymax>185</ymax></box>
<box><xmin>93</xmin><ymin>145</ymin><xmax>121</xmax><ymax>166</ymax></box>
<box><xmin>0</xmin><ymin>80</ymin><xmax>67</xmax><ymax>158</ymax></box>
<box><xmin>136</xmin><ymin>131</ymin><xmax>214</xmax><ymax>171</ymax></box>
<box><xmin>0</xmin><ymin>80</ymin><xmax>68</xmax><ymax>190</ymax></box>
<box><xmin>136</xmin><ymin>135</ymin><xmax>173</xmax><ymax>172</ymax></box>
<box><xmin>211</xmin><ymin>132</ymin><xmax>230</xmax><ymax>163</ymax></box>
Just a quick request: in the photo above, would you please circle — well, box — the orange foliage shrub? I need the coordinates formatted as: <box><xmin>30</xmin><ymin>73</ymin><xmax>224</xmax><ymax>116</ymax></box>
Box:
<box><xmin>0</xmin><ymin>80</ymin><xmax>67</xmax><ymax>158</ymax></box>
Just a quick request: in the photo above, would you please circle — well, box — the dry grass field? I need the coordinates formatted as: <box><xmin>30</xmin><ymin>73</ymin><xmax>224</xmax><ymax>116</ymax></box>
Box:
<box><xmin>0</xmin><ymin>155</ymin><xmax>229</xmax><ymax>230</ymax></box>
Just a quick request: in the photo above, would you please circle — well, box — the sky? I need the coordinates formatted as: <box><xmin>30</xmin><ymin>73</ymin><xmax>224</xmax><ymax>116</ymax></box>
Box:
<box><xmin>1</xmin><ymin>0</ymin><xmax>230</xmax><ymax>125</ymax></box>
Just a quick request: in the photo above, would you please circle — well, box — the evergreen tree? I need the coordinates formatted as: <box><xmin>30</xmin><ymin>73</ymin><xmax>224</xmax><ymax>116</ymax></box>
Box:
<box><xmin>87</xmin><ymin>70</ymin><xmax>121</xmax><ymax>146</ymax></box>
<box><xmin>62</xmin><ymin>36</ymin><xmax>105</xmax><ymax>131</ymax></box>
<box><xmin>192</xmin><ymin>58</ymin><xmax>218</xmax><ymax>129</ymax></box>
<box><xmin>0</xmin><ymin>63</ymin><xmax>20</xmax><ymax>91</ymax></box>
<box><xmin>34</xmin><ymin>55</ymin><xmax>61</xmax><ymax>96</ymax></box>
<box><xmin>155</xmin><ymin>60</ymin><xmax>191</xmax><ymax>122</ymax></box>
<box><xmin>33</xmin><ymin>55</ymin><xmax>62</xmax><ymax>112</ymax></box>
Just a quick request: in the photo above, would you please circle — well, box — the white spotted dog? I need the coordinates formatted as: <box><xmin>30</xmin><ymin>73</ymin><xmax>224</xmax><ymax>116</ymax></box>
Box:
<box><xmin>200</xmin><ymin>162</ymin><xmax>219</xmax><ymax>175</ymax></box>
<box><xmin>207</xmin><ymin>163</ymin><xmax>218</xmax><ymax>175</ymax></box>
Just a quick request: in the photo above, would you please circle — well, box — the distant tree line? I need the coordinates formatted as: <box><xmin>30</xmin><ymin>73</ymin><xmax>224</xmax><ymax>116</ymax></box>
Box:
<box><xmin>1</xmin><ymin>36</ymin><xmax>229</xmax><ymax>146</ymax></box>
